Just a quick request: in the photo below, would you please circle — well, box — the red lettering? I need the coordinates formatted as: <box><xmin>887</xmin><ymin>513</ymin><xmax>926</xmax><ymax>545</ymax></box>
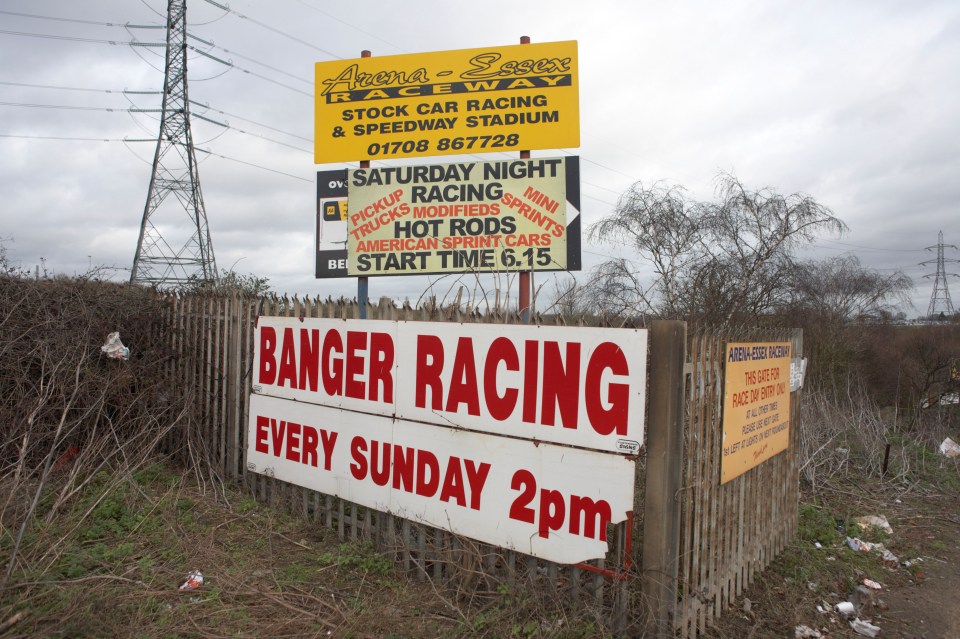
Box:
<box><xmin>255</xmin><ymin>415</ymin><xmax>269</xmax><ymax>453</ymax></box>
<box><xmin>483</xmin><ymin>337</ymin><xmax>518</xmax><ymax>421</ymax></box>
<box><xmin>299</xmin><ymin>329</ymin><xmax>320</xmax><ymax>392</ymax></box>
<box><xmin>539</xmin><ymin>488</ymin><xmax>566</xmax><ymax>538</ymax></box>
<box><xmin>277</xmin><ymin>328</ymin><xmax>297</xmax><ymax>388</ymax></box>
<box><xmin>439</xmin><ymin>456</ymin><xmax>465</xmax><ymax>507</ymax></box>
<box><xmin>415</xmin><ymin>335</ymin><xmax>444</xmax><ymax>410</ymax></box>
<box><xmin>284</xmin><ymin>422</ymin><xmax>301</xmax><ymax>462</ymax></box>
<box><xmin>464</xmin><ymin>460</ymin><xmax>491</xmax><ymax>510</ymax></box>
<box><xmin>320</xmin><ymin>429</ymin><xmax>338</xmax><ymax>471</ymax></box>
<box><xmin>509</xmin><ymin>469</ymin><xmax>536</xmax><ymax>524</ymax></box>
<box><xmin>301</xmin><ymin>425</ymin><xmax>318</xmax><ymax>467</ymax></box>
<box><xmin>522</xmin><ymin>341</ymin><xmax>538</xmax><ymax>423</ymax></box>
<box><xmin>392</xmin><ymin>445</ymin><xmax>415</xmax><ymax>492</ymax></box>
<box><xmin>321</xmin><ymin>329</ymin><xmax>343</xmax><ymax>396</ymax></box>
<box><xmin>345</xmin><ymin>331</ymin><xmax>367</xmax><ymax>400</ymax></box>
<box><xmin>270</xmin><ymin>419</ymin><xmax>286</xmax><ymax>453</ymax></box>
<box><xmin>541</xmin><ymin>342</ymin><xmax>580</xmax><ymax>428</ymax></box>
<box><xmin>349</xmin><ymin>436</ymin><xmax>367</xmax><ymax>480</ymax></box>
<box><xmin>258</xmin><ymin>327</ymin><xmax>277</xmax><ymax>384</ymax></box>
<box><xmin>569</xmin><ymin>496</ymin><xmax>612</xmax><ymax>540</ymax></box>
<box><xmin>370</xmin><ymin>440</ymin><xmax>390</xmax><ymax>486</ymax></box>
<box><xmin>415</xmin><ymin>449</ymin><xmax>440</xmax><ymax>497</ymax></box>
<box><xmin>446</xmin><ymin>338</ymin><xmax>480</xmax><ymax>415</ymax></box>
<box><xmin>369</xmin><ymin>331</ymin><xmax>394</xmax><ymax>402</ymax></box>
<box><xmin>585</xmin><ymin>342</ymin><xmax>630</xmax><ymax>436</ymax></box>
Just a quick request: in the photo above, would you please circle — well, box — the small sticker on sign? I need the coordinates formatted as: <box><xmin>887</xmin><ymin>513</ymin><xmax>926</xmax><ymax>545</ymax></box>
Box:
<box><xmin>616</xmin><ymin>439</ymin><xmax>640</xmax><ymax>454</ymax></box>
<box><xmin>252</xmin><ymin>385</ymin><xmax>262</xmax><ymax>393</ymax></box>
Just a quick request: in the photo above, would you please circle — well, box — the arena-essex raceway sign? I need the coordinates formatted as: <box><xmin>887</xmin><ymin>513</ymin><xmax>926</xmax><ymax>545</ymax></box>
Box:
<box><xmin>314</xmin><ymin>41</ymin><xmax>579</xmax><ymax>164</ymax></box>
<box><xmin>248</xmin><ymin>317</ymin><xmax>647</xmax><ymax>564</ymax></box>
<box><xmin>721</xmin><ymin>342</ymin><xmax>792</xmax><ymax>483</ymax></box>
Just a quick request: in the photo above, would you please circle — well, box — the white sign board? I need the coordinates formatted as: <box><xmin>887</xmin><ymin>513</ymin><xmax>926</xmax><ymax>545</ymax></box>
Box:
<box><xmin>252</xmin><ymin>317</ymin><xmax>647</xmax><ymax>454</ymax></box>
<box><xmin>247</xmin><ymin>394</ymin><xmax>635</xmax><ymax>564</ymax></box>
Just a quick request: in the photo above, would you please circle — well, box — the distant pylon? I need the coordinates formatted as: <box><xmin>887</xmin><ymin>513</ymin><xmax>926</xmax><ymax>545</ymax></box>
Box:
<box><xmin>130</xmin><ymin>0</ymin><xmax>217</xmax><ymax>286</ymax></box>
<box><xmin>922</xmin><ymin>230</ymin><xmax>957</xmax><ymax>317</ymax></box>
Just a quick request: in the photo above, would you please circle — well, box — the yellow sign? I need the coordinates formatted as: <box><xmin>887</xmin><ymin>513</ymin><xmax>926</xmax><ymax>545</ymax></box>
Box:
<box><xmin>346</xmin><ymin>157</ymin><xmax>577</xmax><ymax>276</ymax></box>
<box><xmin>315</xmin><ymin>41</ymin><xmax>579</xmax><ymax>164</ymax></box>
<box><xmin>721</xmin><ymin>342</ymin><xmax>792</xmax><ymax>483</ymax></box>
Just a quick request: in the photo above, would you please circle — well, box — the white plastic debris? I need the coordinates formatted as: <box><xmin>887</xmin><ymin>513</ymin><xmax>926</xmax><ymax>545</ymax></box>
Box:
<box><xmin>940</xmin><ymin>437</ymin><xmax>960</xmax><ymax>458</ymax></box>
<box><xmin>790</xmin><ymin>357</ymin><xmax>808</xmax><ymax>392</ymax></box>
<box><xmin>794</xmin><ymin>624</ymin><xmax>823</xmax><ymax>639</ymax></box>
<box><xmin>878</xmin><ymin>546</ymin><xmax>899</xmax><ymax>565</ymax></box>
<box><xmin>100</xmin><ymin>332</ymin><xmax>130</xmax><ymax>360</ymax></box>
<box><xmin>846</xmin><ymin>537</ymin><xmax>899</xmax><ymax>565</ymax></box>
<box><xmin>850</xmin><ymin>618</ymin><xmax>881</xmax><ymax>637</ymax></box>
<box><xmin>856</xmin><ymin>515</ymin><xmax>893</xmax><ymax>535</ymax></box>
<box><xmin>847</xmin><ymin>537</ymin><xmax>871</xmax><ymax>551</ymax></box>
<box><xmin>835</xmin><ymin>601</ymin><xmax>856</xmax><ymax>617</ymax></box>
<box><xmin>179</xmin><ymin>570</ymin><xmax>203</xmax><ymax>590</ymax></box>
<box><xmin>862</xmin><ymin>578</ymin><xmax>882</xmax><ymax>590</ymax></box>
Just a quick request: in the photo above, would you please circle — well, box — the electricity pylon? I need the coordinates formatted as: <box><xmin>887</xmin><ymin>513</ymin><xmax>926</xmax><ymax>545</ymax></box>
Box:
<box><xmin>922</xmin><ymin>230</ymin><xmax>957</xmax><ymax>317</ymax></box>
<box><xmin>131</xmin><ymin>0</ymin><xmax>217</xmax><ymax>286</ymax></box>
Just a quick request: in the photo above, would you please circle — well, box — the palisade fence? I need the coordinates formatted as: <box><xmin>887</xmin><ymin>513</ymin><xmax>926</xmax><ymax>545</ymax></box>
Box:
<box><xmin>159</xmin><ymin>291</ymin><xmax>801</xmax><ymax>637</ymax></box>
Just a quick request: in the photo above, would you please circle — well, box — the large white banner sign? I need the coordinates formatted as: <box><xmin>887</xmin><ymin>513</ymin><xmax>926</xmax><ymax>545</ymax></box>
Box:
<box><xmin>252</xmin><ymin>317</ymin><xmax>647</xmax><ymax>454</ymax></box>
<box><xmin>247</xmin><ymin>394</ymin><xmax>635</xmax><ymax>564</ymax></box>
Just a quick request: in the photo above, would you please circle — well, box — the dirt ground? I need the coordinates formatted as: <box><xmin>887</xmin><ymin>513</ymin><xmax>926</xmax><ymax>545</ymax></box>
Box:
<box><xmin>873</xmin><ymin>493</ymin><xmax>960</xmax><ymax>638</ymax></box>
<box><xmin>708</xmin><ymin>481</ymin><xmax>960</xmax><ymax>639</ymax></box>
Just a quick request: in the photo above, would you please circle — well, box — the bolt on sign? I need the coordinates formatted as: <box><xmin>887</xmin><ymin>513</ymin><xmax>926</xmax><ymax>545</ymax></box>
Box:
<box><xmin>248</xmin><ymin>317</ymin><xmax>647</xmax><ymax>563</ymax></box>
<box><xmin>344</xmin><ymin>156</ymin><xmax>580</xmax><ymax>276</ymax></box>
<box><xmin>314</xmin><ymin>41</ymin><xmax>579</xmax><ymax>164</ymax></box>
<box><xmin>721</xmin><ymin>342</ymin><xmax>793</xmax><ymax>483</ymax></box>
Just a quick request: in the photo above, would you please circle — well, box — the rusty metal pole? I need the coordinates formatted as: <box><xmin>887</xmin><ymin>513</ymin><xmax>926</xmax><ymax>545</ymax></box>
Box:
<box><xmin>517</xmin><ymin>35</ymin><xmax>532</xmax><ymax>324</ymax></box>
<box><xmin>356</xmin><ymin>49</ymin><xmax>371</xmax><ymax>319</ymax></box>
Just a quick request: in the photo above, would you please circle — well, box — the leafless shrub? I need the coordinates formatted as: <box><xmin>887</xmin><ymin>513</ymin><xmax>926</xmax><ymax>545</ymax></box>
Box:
<box><xmin>0</xmin><ymin>277</ymin><xmax>192</xmax><ymax>587</ymax></box>
<box><xmin>800</xmin><ymin>382</ymin><xmax>903</xmax><ymax>492</ymax></box>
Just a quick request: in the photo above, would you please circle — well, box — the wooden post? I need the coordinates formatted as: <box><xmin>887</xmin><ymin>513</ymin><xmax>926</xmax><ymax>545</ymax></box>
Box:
<box><xmin>357</xmin><ymin>49</ymin><xmax>372</xmax><ymax>320</ymax></box>
<box><xmin>642</xmin><ymin>320</ymin><xmax>686</xmax><ymax>636</ymax></box>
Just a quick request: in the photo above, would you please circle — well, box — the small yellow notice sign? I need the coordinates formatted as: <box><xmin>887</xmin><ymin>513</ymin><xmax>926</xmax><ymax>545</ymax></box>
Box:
<box><xmin>314</xmin><ymin>41</ymin><xmax>579</xmax><ymax>163</ymax></box>
<box><xmin>721</xmin><ymin>342</ymin><xmax>792</xmax><ymax>483</ymax></box>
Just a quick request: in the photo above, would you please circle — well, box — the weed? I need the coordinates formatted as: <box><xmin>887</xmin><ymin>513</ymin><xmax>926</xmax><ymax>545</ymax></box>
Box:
<box><xmin>236</xmin><ymin>497</ymin><xmax>258</xmax><ymax>513</ymax></box>
<box><xmin>319</xmin><ymin>541</ymin><xmax>394</xmax><ymax>576</ymax></box>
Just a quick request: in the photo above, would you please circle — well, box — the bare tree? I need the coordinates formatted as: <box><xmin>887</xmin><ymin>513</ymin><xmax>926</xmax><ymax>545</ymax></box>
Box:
<box><xmin>785</xmin><ymin>254</ymin><xmax>912</xmax><ymax>321</ymax></box>
<box><xmin>588</xmin><ymin>173</ymin><xmax>847</xmax><ymax>324</ymax></box>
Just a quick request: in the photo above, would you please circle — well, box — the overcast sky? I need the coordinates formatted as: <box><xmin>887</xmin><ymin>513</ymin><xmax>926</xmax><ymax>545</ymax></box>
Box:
<box><xmin>2</xmin><ymin>0</ymin><xmax>958</xmax><ymax>315</ymax></box>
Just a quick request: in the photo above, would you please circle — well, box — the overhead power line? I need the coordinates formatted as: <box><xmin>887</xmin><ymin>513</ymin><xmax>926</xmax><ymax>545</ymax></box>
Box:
<box><xmin>2</xmin><ymin>77</ymin><xmax>309</xmax><ymax>143</ymax></box>
<box><xmin>0</xmin><ymin>133</ymin><xmax>153</xmax><ymax>142</ymax></box>
<box><xmin>0</xmin><ymin>30</ymin><xmax>310</xmax><ymax>97</ymax></box>
<box><xmin>0</xmin><ymin>28</ymin><xmax>164</xmax><ymax>47</ymax></box>
<box><xmin>0</xmin><ymin>133</ymin><xmax>310</xmax><ymax>182</ymax></box>
<box><xmin>199</xmin><ymin>0</ymin><xmax>341</xmax><ymax>59</ymax></box>
<box><xmin>0</xmin><ymin>100</ymin><xmax>130</xmax><ymax>112</ymax></box>
<box><xmin>0</xmin><ymin>80</ymin><xmax>159</xmax><ymax>95</ymax></box>
<box><xmin>186</xmin><ymin>32</ymin><xmax>311</xmax><ymax>86</ymax></box>
<box><xmin>0</xmin><ymin>9</ymin><xmax>163</xmax><ymax>30</ymax></box>
<box><xmin>189</xmin><ymin>100</ymin><xmax>311</xmax><ymax>142</ymax></box>
<box><xmin>0</xmin><ymin>99</ymin><xmax>310</xmax><ymax>152</ymax></box>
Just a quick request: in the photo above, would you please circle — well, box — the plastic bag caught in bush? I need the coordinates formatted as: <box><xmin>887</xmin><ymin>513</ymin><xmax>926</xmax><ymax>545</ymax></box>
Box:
<box><xmin>101</xmin><ymin>331</ymin><xmax>130</xmax><ymax>360</ymax></box>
